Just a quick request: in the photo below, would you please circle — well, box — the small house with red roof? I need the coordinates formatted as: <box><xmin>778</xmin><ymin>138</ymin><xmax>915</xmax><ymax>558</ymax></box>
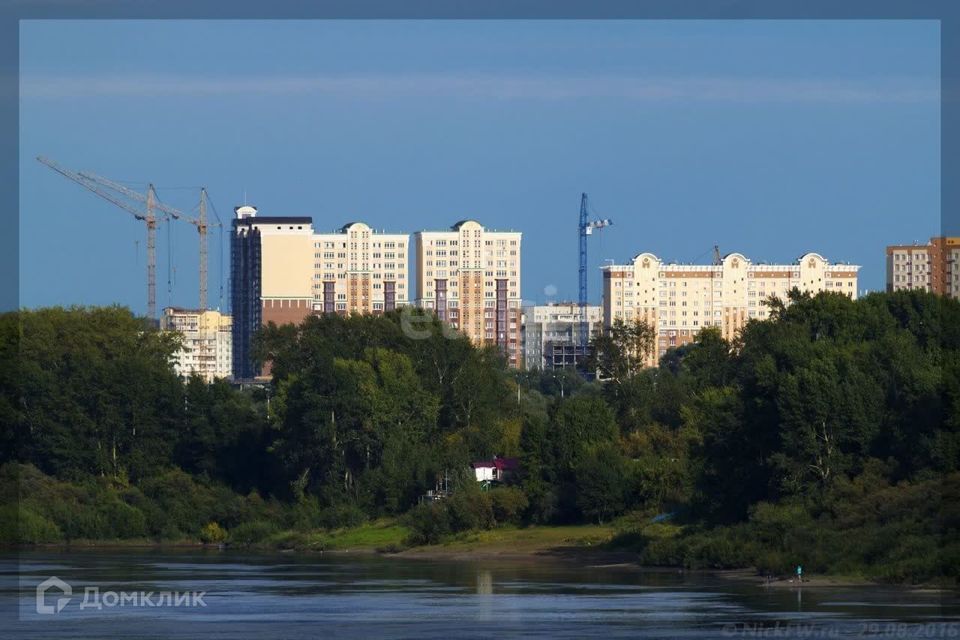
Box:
<box><xmin>471</xmin><ymin>456</ymin><xmax>519</xmax><ymax>483</ymax></box>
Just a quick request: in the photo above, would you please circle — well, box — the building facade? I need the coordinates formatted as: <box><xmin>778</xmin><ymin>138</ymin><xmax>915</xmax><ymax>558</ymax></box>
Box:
<box><xmin>602</xmin><ymin>252</ymin><xmax>860</xmax><ymax>366</ymax></box>
<box><xmin>312</xmin><ymin>222</ymin><xmax>409</xmax><ymax>314</ymax></box>
<box><xmin>161</xmin><ymin>307</ymin><xmax>232</xmax><ymax>383</ymax></box>
<box><xmin>886</xmin><ymin>236</ymin><xmax>960</xmax><ymax>298</ymax></box>
<box><xmin>521</xmin><ymin>302</ymin><xmax>602</xmax><ymax>370</ymax></box>
<box><xmin>414</xmin><ymin>220</ymin><xmax>522</xmax><ymax>367</ymax></box>
<box><xmin>231</xmin><ymin>205</ymin><xmax>314</xmax><ymax>379</ymax></box>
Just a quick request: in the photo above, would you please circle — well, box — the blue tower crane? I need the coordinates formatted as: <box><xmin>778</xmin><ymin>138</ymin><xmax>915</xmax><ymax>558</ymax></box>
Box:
<box><xmin>578</xmin><ymin>193</ymin><xmax>612</xmax><ymax>350</ymax></box>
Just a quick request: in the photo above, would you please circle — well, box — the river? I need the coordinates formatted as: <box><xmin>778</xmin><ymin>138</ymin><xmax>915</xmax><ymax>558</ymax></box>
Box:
<box><xmin>2</xmin><ymin>550</ymin><xmax>957</xmax><ymax>638</ymax></box>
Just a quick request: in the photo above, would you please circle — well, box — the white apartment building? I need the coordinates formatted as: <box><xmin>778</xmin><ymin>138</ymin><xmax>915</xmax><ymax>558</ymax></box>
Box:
<box><xmin>161</xmin><ymin>307</ymin><xmax>232</xmax><ymax>383</ymax></box>
<box><xmin>415</xmin><ymin>220</ymin><xmax>522</xmax><ymax>367</ymax></box>
<box><xmin>602</xmin><ymin>252</ymin><xmax>860</xmax><ymax>366</ymax></box>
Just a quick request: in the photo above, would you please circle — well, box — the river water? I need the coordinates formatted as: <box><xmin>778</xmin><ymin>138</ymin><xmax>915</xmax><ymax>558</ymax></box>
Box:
<box><xmin>2</xmin><ymin>550</ymin><xmax>957</xmax><ymax>638</ymax></box>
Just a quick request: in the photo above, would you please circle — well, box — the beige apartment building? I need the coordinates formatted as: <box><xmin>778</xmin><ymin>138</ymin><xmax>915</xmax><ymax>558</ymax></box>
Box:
<box><xmin>602</xmin><ymin>251</ymin><xmax>860</xmax><ymax>365</ymax></box>
<box><xmin>312</xmin><ymin>222</ymin><xmax>409</xmax><ymax>314</ymax></box>
<box><xmin>414</xmin><ymin>220</ymin><xmax>522</xmax><ymax>367</ymax></box>
<box><xmin>886</xmin><ymin>236</ymin><xmax>960</xmax><ymax>298</ymax></box>
<box><xmin>233</xmin><ymin>205</ymin><xmax>316</xmax><ymax>329</ymax></box>
<box><xmin>231</xmin><ymin>207</ymin><xmax>412</xmax><ymax>379</ymax></box>
<box><xmin>161</xmin><ymin>307</ymin><xmax>233</xmax><ymax>383</ymax></box>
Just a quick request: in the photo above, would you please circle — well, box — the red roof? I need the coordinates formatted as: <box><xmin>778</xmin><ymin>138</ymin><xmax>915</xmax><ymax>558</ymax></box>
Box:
<box><xmin>472</xmin><ymin>457</ymin><xmax>520</xmax><ymax>470</ymax></box>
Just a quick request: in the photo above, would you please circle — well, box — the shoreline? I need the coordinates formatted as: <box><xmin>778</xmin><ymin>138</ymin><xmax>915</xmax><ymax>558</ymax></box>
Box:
<box><xmin>389</xmin><ymin>545</ymin><xmax>930</xmax><ymax>589</ymax></box>
<box><xmin>8</xmin><ymin>540</ymin><xmax>951</xmax><ymax>590</ymax></box>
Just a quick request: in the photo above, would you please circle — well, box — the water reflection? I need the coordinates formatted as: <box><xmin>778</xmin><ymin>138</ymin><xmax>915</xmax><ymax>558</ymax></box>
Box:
<box><xmin>476</xmin><ymin>569</ymin><xmax>493</xmax><ymax>596</ymax></box>
<box><xmin>2</xmin><ymin>551</ymin><xmax>957</xmax><ymax>639</ymax></box>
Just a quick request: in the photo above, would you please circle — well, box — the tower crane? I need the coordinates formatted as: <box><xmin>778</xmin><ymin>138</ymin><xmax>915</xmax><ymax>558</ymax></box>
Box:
<box><xmin>37</xmin><ymin>156</ymin><xmax>218</xmax><ymax>320</ymax></box>
<box><xmin>578</xmin><ymin>192</ymin><xmax>612</xmax><ymax>351</ymax></box>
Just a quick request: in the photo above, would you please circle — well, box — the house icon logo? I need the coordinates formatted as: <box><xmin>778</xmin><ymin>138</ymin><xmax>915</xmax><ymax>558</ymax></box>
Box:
<box><xmin>36</xmin><ymin>576</ymin><xmax>72</xmax><ymax>615</ymax></box>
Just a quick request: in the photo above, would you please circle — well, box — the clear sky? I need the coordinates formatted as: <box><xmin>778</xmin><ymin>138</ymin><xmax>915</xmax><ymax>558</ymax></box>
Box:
<box><xmin>19</xmin><ymin>20</ymin><xmax>940</xmax><ymax>313</ymax></box>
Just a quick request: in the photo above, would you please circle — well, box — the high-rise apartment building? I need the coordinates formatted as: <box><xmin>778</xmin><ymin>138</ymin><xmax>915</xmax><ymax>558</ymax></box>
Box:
<box><xmin>602</xmin><ymin>251</ymin><xmax>859</xmax><ymax>366</ymax></box>
<box><xmin>521</xmin><ymin>302</ymin><xmax>602</xmax><ymax>370</ymax></box>
<box><xmin>886</xmin><ymin>236</ymin><xmax>960</xmax><ymax>298</ymax></box>
<box><xmin>161</xmin><ymin>307</ymin><xmax>233</xmax><ymax>383</ymax></box>
<box><xmin>231</xmin><ymin>208</ymin><xmax>414</xmax><ymax>379</ymax></box>
<box><xmin>414</xmin><ymin>220</ymin><xmax>522</xmax><ymax>366</ymax></box>
<box><xmin>312</xmin><ymin>222</ymin><xmax>409</xmax><ymax>314</ymax></box>
<box><xmin>231</xmin><ymin>205</ymin><xmax>315</xmax><ymax>379</ymax></box>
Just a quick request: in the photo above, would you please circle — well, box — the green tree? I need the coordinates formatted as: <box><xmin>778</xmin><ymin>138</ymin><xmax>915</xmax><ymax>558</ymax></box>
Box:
<box><xmin>574</xmin><ymin>444</ymin><xmax>628</xmax><ymax>524</ymax></box>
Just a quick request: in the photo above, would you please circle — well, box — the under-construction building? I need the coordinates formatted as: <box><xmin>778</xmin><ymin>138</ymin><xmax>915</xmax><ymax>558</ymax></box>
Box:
<box><xmin>161</xmin><ymin>307</ymin><xmax>233</xmax><ymax>382</ymax></box>
<box><xmin>521</xmin><ymin>302</ymin><xmax>602</xmax><ymax>370</ymax></box>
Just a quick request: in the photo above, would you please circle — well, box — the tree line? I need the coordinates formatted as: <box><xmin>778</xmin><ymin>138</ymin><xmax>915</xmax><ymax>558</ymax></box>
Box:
<box><xmin>1</xmin><ymin>290</ymin><xmax>957</xmax><ymax>581</ymax></box>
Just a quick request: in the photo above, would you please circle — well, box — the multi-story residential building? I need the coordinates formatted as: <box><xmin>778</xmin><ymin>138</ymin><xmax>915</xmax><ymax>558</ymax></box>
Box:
<box><xmin>231</xmin><ymin>207</ymin><xmax>415</xmax><ymax>379</ymax></box>
<box><xmin>231</xmin><ymin>205</ymin><xmax>315</xmax><ymax>379</ymax></box>
<box><xmin>521</xmin><ymin>302</ymin><xmax>602</xmax><ymax>370</ymax></box>
<box><xmin>160</xmin><ymin>307</ymin><xmax>233</xmax><ymax>383</ymax></box>
<box><xmin>602</xmin><ymin>251</ymin><xmax>860</xmax><ymax>366</ymax></box>
<box><xmin>414</xmin><ymin>220</ymin><xmax>522</xmax><ymax>367</ymax></box>
<box><xmin>886</xmin><ymin>236</ymin><xmax>960</xmax><ymax>298</ymax></box>
<box><xmin>312</xmin><ymin>222</ymin><xmax>409</xmax><ymax>314</ymax></box>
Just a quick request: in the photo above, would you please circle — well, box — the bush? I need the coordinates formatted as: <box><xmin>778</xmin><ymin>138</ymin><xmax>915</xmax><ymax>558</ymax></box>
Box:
<box><xmin>97</xmin><ymin>497</ymin><xmax>148</xmax><ymax>539</ymax></box>
<box><xmin>265</xmin><ymin>529</ymin><xmax>318</xmax><ymax>550</ymax></box>
<box><xmin>43</xmin><ymin>498</ymin><xmax>104</xmax><ymax>541</ymax></box>
<box><xmin>489</xmin><ymin>487</ymin><xmax>528</xmax><ymax>526</ymax></box>
<box><xmin>0</xmin><ymin>505</ymin><xmax>15</xmax><ymax>544</ymax></box>
<box><xmin>0</xmin><ymin>506</ymin><xmax>62</xmax><ymax>544</ymax></box>
<box><xmin>229</xmin><ymin>520</ymin><xmax>280</xmax><ymax>545</ymax></box>
<box><xmin>446</xmin><ymin>491</ymin><xmax>494</xmax><ymax>531</ymax></box>
<box><xmin>200</xmin><ymin>521</ymin><xmax>227</xmax><ymax>544</ymax></box>
<box><xmin>404</xmin><ymin>503</ymin><xmax>451</xmax><ymax>545</ymax></box>
<box><xmin>318</xmin><ymin>503</ymin><xmax>368</xmax><ymax>530</ymax></box>
<box><xmin>140</xmin><ymin>469</ymin><xmax>216</xmax><ymax>537</ymax></box>
<box><xmin>683</xmin><ymin>529</ymin><xmax>751</xmax><ymax>569</ymax></box>
<box><xmin>157</xmin><ymin>524</ymin><xmax>187</xmax><ymax>541</ymax></box>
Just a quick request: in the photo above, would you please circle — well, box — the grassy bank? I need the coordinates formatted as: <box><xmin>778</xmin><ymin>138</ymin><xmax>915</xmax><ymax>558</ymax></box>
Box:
<box><xmin>257</xmin><ymin>520</ymin><xmax>411</xmax><ymax>552</ymax></box>
<box><xmin>398</xmin><ymin>523</ymin><xmax>616</xmax><ymax>557</ymax></box>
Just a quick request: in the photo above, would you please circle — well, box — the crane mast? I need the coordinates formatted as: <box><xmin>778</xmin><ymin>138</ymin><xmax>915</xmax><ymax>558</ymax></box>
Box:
<box><xmin>198</xmin><ymin>188</ymin><xmax>208</xmax><ymax>312</ymax></box>
<box><xmin>579</xmin><ymin>193</ymin><xmax>588</xmax><ymax>347</ymax></box>
<box><xmin>146</xmin><ymin>185</ymin><xmax>157</xmax><ymax>320</ymax></box>
<box><xmin>577</xmin><ymin>192</ymin><xmax>612</xmax><ymax>351</ymax></box>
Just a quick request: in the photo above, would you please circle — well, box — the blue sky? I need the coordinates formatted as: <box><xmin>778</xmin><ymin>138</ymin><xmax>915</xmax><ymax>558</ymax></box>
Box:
<box><xmin>20</xmin><ymin>20</ymin><xmax>940</xmax><ymax>312</ymax></box>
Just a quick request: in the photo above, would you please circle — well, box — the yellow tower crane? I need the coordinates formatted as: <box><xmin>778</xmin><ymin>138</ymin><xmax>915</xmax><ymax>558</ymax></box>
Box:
<box><xmin>37</xmin><ymin>156</ymin><xmax>218</xmax><ymax>320</ymax></box>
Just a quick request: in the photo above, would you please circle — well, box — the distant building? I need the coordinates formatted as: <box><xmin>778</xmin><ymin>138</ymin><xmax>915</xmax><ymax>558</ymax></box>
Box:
<box><xmin>414</xmin><ymin>220</ymin><xmax>522</xmax><ymax>367</ymax></box>
<box><xmin>602</xmin><ymin>252</ymin><xmax>860</xmax><ymax>366</ymax></box>
<box><xmin>160</xmin><ymin>307</ymin><xmax>232</xmax><ymax>383</ymax></box>
<box><xmin>886</xmin><ymin>236</ymin><xmax>960</xmax><ymax>298</ymax></box>
<box><xmin>230</xmin><ymin>205</ymin><xmax>314</xmax><ymax>380</ymax></box>
<box><xmin>521</xmin><ymin>302</ymin><xmax>602</xmax><ymax>370</ymax></box>
<box><xmin>471</xmin><ymin>456</ymin><xmax>519</xmax><ymax>483</ymax></box>
<box><xmin>312</xmin><ymin>222</ymin><xmax>410</xmax><ymax>314</ymax></box>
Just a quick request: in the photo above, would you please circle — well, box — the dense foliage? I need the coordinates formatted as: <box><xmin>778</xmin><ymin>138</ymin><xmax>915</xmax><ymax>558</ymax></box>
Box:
<box><xmin>1</xmin><ymin>291</ymin><xmax>958</xmax><ymax>582</ymax></box>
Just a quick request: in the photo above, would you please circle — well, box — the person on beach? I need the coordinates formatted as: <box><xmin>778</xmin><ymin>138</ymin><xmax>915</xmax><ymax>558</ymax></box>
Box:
<box><xmin>796</xmin><ymin>565</ymin><xmax>803</xmax><ymax>583</ymax></box>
